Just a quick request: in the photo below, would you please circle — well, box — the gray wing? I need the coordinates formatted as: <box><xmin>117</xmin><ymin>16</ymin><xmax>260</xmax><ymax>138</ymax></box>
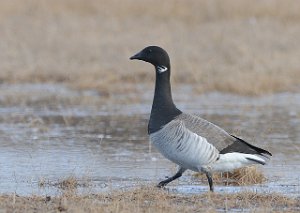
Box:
<box><xmin>176</xmin><ymin>113</ymin><xmax>235</xmax><ymax>151</ymax></box>
<box><xmin>175</xmin><ymin>113</ymin><xmax>272</xmax><ymax>157</ymax></box>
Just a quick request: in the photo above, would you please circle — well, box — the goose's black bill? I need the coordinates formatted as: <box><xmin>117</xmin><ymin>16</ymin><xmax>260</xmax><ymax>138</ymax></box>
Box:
<box><xmin>130</xmin><ymin>51</ymin><xmax>143</xmax><ymax>60</ymax></box>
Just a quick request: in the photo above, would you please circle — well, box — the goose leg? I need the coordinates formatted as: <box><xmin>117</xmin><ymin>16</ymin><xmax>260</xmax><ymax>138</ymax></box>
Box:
<box><xmin>157</xmin><ymin>167</ymin><xmax>186</xmax><ymax>188</ymax></box>
<box><xmin>205</xmin><ymin>172</ymin><xmax>214</xmax><ymax>192</ymax></box>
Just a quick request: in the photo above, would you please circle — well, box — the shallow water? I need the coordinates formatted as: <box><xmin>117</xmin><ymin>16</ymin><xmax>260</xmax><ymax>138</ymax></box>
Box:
<box><xmin>0</xmin><ymin>84</ymin><xmax>299</xmax><ymax>196</ymax></box>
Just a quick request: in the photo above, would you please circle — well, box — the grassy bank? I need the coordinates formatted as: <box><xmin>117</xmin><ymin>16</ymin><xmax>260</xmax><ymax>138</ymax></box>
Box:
<box><xmin>0</xmin><ymin>0</ymin><xmax>300</xmax><ymax>96</ymax></box>
<box><xmin>2</xmin><ymin>167</ymin><xmax>297</xmax><ymax>212</ymax></box>
<box><xmin>0</xmin><ymin>187</ymin><xmax>299</xmax><ymax>212</ymax></box>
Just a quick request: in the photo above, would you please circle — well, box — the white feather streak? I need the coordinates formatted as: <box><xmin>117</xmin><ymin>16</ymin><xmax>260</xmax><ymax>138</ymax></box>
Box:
<box><xmin>211</xmin><ymin>152</ymin><xmax>266</xmax><ymax>172</ymax></box>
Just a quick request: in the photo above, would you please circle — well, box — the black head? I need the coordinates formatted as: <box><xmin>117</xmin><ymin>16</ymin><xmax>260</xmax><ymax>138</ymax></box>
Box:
<box><xmin>130</xmin><ymin>46</ymin><xmax>170</xmax><ymax>72</ymax></box>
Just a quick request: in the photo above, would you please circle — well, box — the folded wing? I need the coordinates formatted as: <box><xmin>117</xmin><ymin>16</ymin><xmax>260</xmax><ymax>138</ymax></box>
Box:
<box><xmin>176</xmin><ymin>113</ymin><xmax>272</xmax><ymax>157</ymax></box>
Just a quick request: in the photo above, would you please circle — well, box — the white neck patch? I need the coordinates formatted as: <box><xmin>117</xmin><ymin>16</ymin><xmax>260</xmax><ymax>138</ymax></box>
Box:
<box><xmin>157</xmin><ymin>65</ymin><xmax>168</xmax><ymax>73</ymax></box>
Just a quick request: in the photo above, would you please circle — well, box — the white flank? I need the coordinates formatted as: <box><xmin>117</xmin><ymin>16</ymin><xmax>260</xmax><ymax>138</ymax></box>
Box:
<box><xmin>211</xmin><ymin>152</ymin><xmax>266</xmax><ymax>172</ymax></box>
<box><xmin>149</xmin><ymin>120</ymin><xmax>219</xmax><ymax>172</ymax></box>
<box><xmin>157</xmin><ymin>65</ymin><xmax>168</xmax><ymax>73</ymax></box>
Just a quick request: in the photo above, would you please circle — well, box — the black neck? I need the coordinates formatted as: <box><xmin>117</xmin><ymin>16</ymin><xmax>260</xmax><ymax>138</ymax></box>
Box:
<box><xmin>148</xmin><ymin>66</ymin><xmax>182</xmax><ymax>134</ymax></box>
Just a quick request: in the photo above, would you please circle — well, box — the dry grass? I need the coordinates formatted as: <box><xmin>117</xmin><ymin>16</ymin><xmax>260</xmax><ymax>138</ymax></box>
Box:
<box><xmin>194</xmin><ymin>166</ymin><xmax>267</xmax><ymax>186</ymax></box>
<box><xmin>0</xmin><ymin>0</ymin><xmax>300</xmax><ymax>97</ymax></box>
<box><xmin>39</xmin><ymin>176</ymin><xmax>92</xmax><ymax>191</ymax></box>
<box><xmin>0</xmin><ymin>186</ymin><xmax>299</xmax><ymax>212</ymax></box>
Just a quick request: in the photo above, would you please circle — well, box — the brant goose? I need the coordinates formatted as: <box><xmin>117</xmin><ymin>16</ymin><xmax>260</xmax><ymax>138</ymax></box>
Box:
<box><xmin>130</xmin><ymin>46</ymin><xmax>272</xmax><ymax>192</ymax></box>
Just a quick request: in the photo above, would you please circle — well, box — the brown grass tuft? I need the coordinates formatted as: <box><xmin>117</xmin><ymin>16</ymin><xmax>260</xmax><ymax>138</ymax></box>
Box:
<box><xmin>54</xmin><ymin>177</ymin><xmax>79</xmax><ymax>190</ymax></box>
<box><xmin>194</xmin><ymin>166</ymin><xmax>266</xmax><ymax>185</ymax></box>
<box><xmin>39</xmin><ymin>176</ymin><xmax>91</xmax><ymax>191</ymax></box>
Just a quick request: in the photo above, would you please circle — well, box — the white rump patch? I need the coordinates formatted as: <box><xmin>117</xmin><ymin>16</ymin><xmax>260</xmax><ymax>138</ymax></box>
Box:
<box><xmin>211</xmin><ymin>152</ymin><xmax>266</xmax><ymax>172</ymax></box>
<box><xmin>157</xmin><ymin>65</ymin><xmax>168</xmax><ymax>73</ymax></box>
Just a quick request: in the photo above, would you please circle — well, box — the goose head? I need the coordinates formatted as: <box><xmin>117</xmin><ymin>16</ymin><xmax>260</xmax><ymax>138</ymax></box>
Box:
<box><xmin>130</xmin><ymin>46</ymin><xmax>170</xmax><ymax>74</ymax></box>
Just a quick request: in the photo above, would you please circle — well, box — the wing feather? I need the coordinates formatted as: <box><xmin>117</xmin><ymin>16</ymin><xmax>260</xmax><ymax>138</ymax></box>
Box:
<box><xmin>176</xmin><ymin>113</ymin><xmax>272</xmax><ymax>157</ymax></box>
<box><xmin>176</xmin><ymin>113</ymin><xmax>235</xmax><ymax>151</ymax></box>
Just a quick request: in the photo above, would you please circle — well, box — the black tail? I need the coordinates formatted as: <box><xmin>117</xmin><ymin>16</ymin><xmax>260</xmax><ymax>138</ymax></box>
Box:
<box><xmin>220</xmin><ymin>135</ymin><xmax>272</xmax><ymax>157</ymax></box>
<box><xmin>231</xmin><ymin>135</ymin><xmax>272</xmax><ymax>156</ymax></box>
<box><xmin>246</xmin><ymin>157</ymin><xmax>266</xmax><ymax>165</ymax></box>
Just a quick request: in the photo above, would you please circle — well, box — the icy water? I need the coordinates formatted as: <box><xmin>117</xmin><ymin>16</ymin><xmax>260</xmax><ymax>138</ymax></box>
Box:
<box><xmin>0</xmin><ymin>84</ymin><xmax>299</xmax><ymax>196</ymax></box>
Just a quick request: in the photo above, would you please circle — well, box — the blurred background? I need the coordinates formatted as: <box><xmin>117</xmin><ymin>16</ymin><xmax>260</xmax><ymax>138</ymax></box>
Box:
<box><xmin>0</xmin><ymin>0</ymin><xmax>299</xmax><ymax>198</ymax></box>
<box><xmin>1</xmin><ymin>0</ymin><xmax>300</xmax><ymax>99</ymax></box>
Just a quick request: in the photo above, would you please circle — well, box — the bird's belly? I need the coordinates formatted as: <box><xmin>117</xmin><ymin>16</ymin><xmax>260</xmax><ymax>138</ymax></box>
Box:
<box><xmin>150</xmin><ymin>128</ymin><xmax>218</xmax><ymax>172</ymax></box>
